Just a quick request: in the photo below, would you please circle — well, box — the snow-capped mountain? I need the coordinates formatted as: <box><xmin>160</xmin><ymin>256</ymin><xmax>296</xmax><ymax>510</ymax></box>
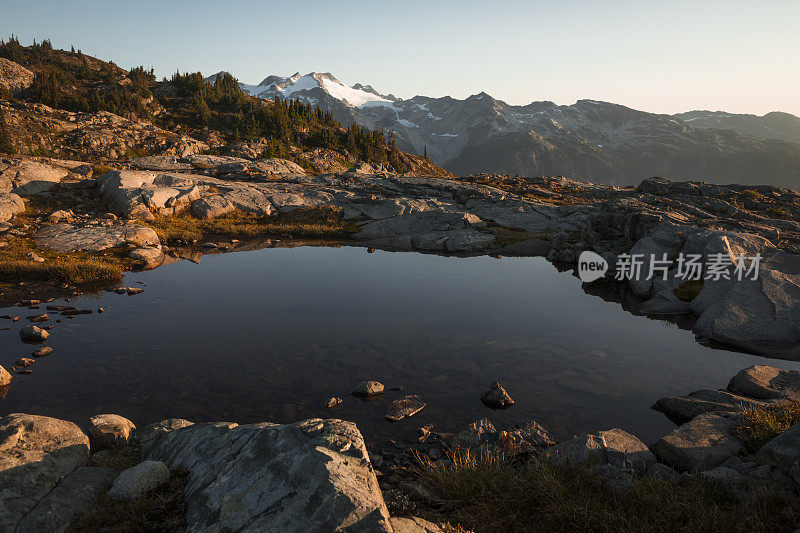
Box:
<box><xmin>213</xmin><ymin>70</ymin><xmax>800</xmax><ymax>187</ymax></box>
<box><xmin>237</xmin><ymin>72</ymin><xmax>397</xmax><ymax>108</ymax></box>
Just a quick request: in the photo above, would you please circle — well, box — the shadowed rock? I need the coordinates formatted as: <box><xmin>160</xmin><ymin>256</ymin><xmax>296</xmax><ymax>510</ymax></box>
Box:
<box><xmin>141</xmin><ymin>418</ymin><xmax>393</xmax><ymax>532</ymax></box>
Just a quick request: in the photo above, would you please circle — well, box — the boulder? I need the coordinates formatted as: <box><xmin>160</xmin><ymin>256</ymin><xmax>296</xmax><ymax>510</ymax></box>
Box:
<box><xmin>0</xmin><ymin>192</ymin><xmax>25</xmax><ymax>222</ymax></box>
<box><xmin>755</xmin><ymin>424</ymin><xmax>800</xmax><ymax>481</ymax></box>
<box><xmin>141</xmin><ymin>419</ymin><xmax>393</xmax><ymax>532</ymax></box>
<box><xmin>15</xmin><ymin>466</ymin><xmax>116</xmax><ymax>532</ymax></box>
<box><xmin>47</xmin><ymin>209</ymin><xmax>74</xmax><ymax>223</ymax></box>
<box><xmin>108</xmin><ymin>460</ymin><xmax>171</xmax><ymax>501</ymax></box>
<box><xmin>543</xmin><ymin>434</ymin><xmax>607</xmax><ymax>467</ymax></box>
<box><xmin>0</xmin><ymin>364</ymin><xmax>11</xmax><ymax>386</ymax></box>
<box><xmin>191</xmin><ymin>195</ymin><xmax>235</xmax><ymax>219</ymax></box>
<box><xmin>0</xmin><ymin>160</ymin><xmax>69</xmax><ymax>195</ymax></box>
<box><xmin>497</xmin><ymin>420</ymin><xmax>556</xmax><ymax>453</ymax></box>
<box><xmin>652</xmin><ymin>388</ymin><xmax>777</xmax><ymax>424</ymax></box>
<box><xmin>389</xmin><ymin>516</ymin><xmax>442</xmax><ymax>533</ymax></box>
<box><xmin>591</xmin><ymin>463</ymin><xmax>634</xmax><ymax>493</ymax></box>
<box><xmin>0</xmin><ymin>57</ymin><xmax>35</xmax><ymax>92</ymax></box>
<box><xmin>352</xmin><ymin>380</ymin><xmax>384</xmax><ymax>397</ymax></box>
<box><xmin>597</xmin><ymin>428</ymin><xmax>657</xmax><ymax>474</ymax></box>
<box><xmin>651</xmin><ymin>413</ymin><xmax>743</xmax><ymax>472</ymax></box>
<box><xmin>455</xmin><ymin>418</ymin><xmax>498</xmax><ymax>448</ymax></box>
<box><xmin>727</xmin><ymin>365</ymin><xmax>800</xmax><ymax>400</ymax></box>
<box><xmin>35</xmin><ymin>223</ymin><xmax>160</xmax><ymax>252</ymax></box>
<box><xmin>480</xmin><ymin>381</ymin><xmax>514</xmax><ymax>408</ymax></box>
<box><xmin>690</xmin><ymin>250</ymin><xmax>800</xmax><ymax>357</ymax></box>
<box><xmin>88</xmin><ymin>414</ymin><xmax>136</xmax><ymax>450</ymax></box>
<box><xmin>129</xmin><ymin>246</ymin><xmax>165</xmax><ymax>269</ymax></box>
<box><xmin>0</xmin><ymin>414</ymin><xmax>92</xmax><ymax>531</ymax></box>
<box><xmin>135</xmin><ymin>418</ymin><xmax>194</xmax><ymax>446</ymax></box>
<box><xmin>646</xmin><ymin>463</ymin><xmax>679</xmax><ymax>481</ymax></box>
<box><xmin>543</xmin><ymin>428</ymin><xmax>654</xmax><ymax>473</ymax></box>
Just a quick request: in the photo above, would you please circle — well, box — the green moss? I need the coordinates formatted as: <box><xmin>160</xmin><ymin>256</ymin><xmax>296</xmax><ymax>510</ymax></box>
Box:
<box><xmin>674</xmin><ymin>279</ymin><xmax>703</xmax><ymax>301</ymax></box>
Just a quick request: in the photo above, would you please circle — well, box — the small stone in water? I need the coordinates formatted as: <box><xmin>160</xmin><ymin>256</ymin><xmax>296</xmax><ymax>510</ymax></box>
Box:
<box><xmin>20</xmin><ymin>325</ymin><xmax>49</xmax><ymax>342</ymax></box>
<box><xmin>15</xmin><ymin>358</ymin><xmax>34</xmax><ymax>368</ymax></box>
<box><xmin>325</xmin><ymin>397</ymin><xmax>343</xmax><ymax>409</ymax></box>
<box><xmin>385</xmin><ymin>395</ymin><xmax>426</xmax><ymax>421</ymax></box>
<box><xmin>26</xmin><ymin>313</ymin><xmax>49</xmax><ymax>323</ymax></box>
<box><xmin>127</xmin><ymin>287</ymin><xmax>144</xmax><ymax>295</ymax></box>
<box><xmin>32</xmin><ymin>347</ymin><xmax>53</xmax><ymax>358</ymax></box>
<box><xmin>481</xmin><ymin>381</ymin><xmax>515</xmax><ymax>409</ymax></box>
<box><xmin>351</xmin><ymin>380</ymin><xmax>384</xmax><ymax>397</ymax></box>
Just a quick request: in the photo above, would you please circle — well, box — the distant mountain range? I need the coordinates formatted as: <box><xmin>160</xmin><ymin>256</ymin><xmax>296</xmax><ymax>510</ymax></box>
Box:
<box><xmin>207</xmin><ymin>71</ymin><xmax>800</xmax><ymax>187</ymax></box>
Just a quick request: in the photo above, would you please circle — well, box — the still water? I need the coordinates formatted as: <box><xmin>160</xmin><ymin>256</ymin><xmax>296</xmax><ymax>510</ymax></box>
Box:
<box><xmin>2</xmin><ymin>245</ymin><xmax>798</xmax><ymax>445</ymax></box>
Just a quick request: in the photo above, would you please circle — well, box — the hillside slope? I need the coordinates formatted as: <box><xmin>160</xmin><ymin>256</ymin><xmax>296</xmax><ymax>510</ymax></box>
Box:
<box><xmin>0</xmin><ymin>38</ymin><xmax>450</xmax><ymax>177</ymax></box>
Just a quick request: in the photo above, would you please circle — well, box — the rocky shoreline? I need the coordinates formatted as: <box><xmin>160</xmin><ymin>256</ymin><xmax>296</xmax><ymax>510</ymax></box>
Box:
<box><xmin>4</xmin><ymin>153</ymin><xmax>800</xmax><ymax>358</ymax></box>
<box><xmin>3</xmin><ymin>364</ymin><xmax>800</xmax><ymax>531</ymax></box>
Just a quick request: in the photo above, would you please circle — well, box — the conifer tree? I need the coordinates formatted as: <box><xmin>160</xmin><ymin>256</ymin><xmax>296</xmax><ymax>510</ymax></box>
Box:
<box><xmin>0</xmin><ymin>111</ymin><xmax>14</xmax><ymax>154</ymax></box>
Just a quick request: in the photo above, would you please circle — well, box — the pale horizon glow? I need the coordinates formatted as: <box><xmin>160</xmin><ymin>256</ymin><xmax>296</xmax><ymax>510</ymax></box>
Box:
<box><xmin>2</xmin><ymin>0</ymin><xmax>799</xmax><ymax>116</ymax></box>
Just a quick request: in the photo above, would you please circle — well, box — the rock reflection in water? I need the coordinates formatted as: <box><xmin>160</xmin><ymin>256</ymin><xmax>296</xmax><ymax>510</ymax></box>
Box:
<box><xmin>1</xmin><ymin>245</ymin><xmax>800</xmax><ymax>447</ymax></box>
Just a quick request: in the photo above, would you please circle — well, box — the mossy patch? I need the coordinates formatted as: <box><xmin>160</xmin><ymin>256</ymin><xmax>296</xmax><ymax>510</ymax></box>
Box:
<box><xmin>674</xmin><ymin>279</ymin><xmax>703</xmax><ymax>301</ymax></box>
<box><xmin>490</xmin><ymin>225</ymin><xmax>543</xmax><ymax>247</ymax></box>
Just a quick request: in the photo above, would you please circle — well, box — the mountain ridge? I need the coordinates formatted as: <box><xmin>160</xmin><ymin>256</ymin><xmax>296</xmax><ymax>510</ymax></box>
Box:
<box><xmin>222</xmin><ymin>70</ymin><xmax>800</xmax><ymax>187</ymax></box>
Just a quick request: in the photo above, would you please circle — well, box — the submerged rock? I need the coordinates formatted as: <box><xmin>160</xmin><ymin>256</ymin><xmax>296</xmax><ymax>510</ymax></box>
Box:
<box><xmin>385</xmin><ymin>395</ymin><xmax>426</xmax><ymax>421</ymax></box>
<box><xmin>480</xmin><ymin>381</ymin><xmax>514</xmax><ymax>408</ymax></box>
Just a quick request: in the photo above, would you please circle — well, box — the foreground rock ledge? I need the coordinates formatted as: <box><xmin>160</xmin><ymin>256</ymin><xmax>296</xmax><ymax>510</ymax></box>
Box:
<box><xmin>141</xmin><ymin>418</ymin><xmax>393</xmax><ymax>532</ymax></box>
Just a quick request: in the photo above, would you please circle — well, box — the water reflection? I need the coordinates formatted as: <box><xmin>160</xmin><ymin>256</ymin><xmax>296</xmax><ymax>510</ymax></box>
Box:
<box><xmin>1</xmin><ymin>245</ymin><xmax>798</xmax><ymax>446</ymax></box>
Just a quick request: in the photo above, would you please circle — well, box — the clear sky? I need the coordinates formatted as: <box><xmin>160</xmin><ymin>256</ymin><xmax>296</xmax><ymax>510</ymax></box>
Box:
<box><xmin>2</xmin><ymin>0</ymin><xmax>798</xmax><ymax>116</ymax></box>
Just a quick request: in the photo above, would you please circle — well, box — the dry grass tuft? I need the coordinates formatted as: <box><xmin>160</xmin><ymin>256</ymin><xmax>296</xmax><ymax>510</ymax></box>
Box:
<box><xmin>417</xmin><ymin>448</ymin><xmax>800</xmax><ymax>532</ymax></box>
<box><xmin>734</xmin><ymin>401</ymin><xmax>800</xmax><ymax>452</ymax></box>
<box><xmin>146</xmin><ymin>206</ymin><xmax>360</xmax><ymax>244</ymax></box>
<box><xmin>0</xmin><ymin>235</ymin><xmax>125</xmax><ymax>285</ymax></box>
<box><xmin>68</xmin><ymin>470</ymin><xmax>188</xmax><ymax>532</ymax></box>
